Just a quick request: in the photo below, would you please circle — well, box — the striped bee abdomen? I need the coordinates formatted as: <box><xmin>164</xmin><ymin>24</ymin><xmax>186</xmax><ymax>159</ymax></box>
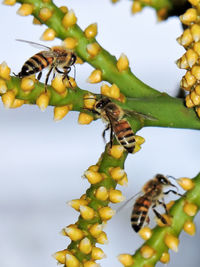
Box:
<box><xmin>18</xmin><ymin>52</ymin><xmax>53</xmax><ymax>78</ymax></box>
<box><xmin>113</xmin><ymin>119</ymin><xmax>135</xmax><ymax>153</ymax></box>
<box><xmin>131</xmin><ymin>195</ymin><xmax>151</xmax><ymax>232</ymax></box>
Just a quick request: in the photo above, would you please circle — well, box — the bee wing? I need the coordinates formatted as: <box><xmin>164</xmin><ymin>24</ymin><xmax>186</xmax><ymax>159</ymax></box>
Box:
<box><xmin>124</xmin><ymin>110</ymin><xmax>157</xmax><ymax>121</ymax></box>
<box><xmin>16</xmin><ymin>39</ymin><xmax>51</xmax><ymax>50</ymax></box>
<box><xmin>116</xmin><ymin>191</ymin><xmax>142</xmax><ymax>214</ymax></box>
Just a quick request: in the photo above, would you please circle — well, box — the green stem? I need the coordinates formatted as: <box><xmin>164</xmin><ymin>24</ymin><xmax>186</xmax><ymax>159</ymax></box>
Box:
<box><xmin>65</xmin><ymin>144</ymin><xmax>128</xmax><ymax>263</ymax></box>
<box><xmin>5</xmin><ymin>76</ymin><xmax>200</xmax><ymax>130</ymax></box>
<box><xmin>130</xmin><ymin>172</ymin><xmax>200</xmax><ymax>267</ymax></box>
<box><xmin>15</xmin><ymin>0</ymin><xmax>160</xmax><ymax>98</ymax></box>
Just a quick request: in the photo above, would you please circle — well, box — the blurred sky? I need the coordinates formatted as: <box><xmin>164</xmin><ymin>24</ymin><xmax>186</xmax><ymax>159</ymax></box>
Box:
<box><xmin>0</xmin><ymin>1</ymin><xmax>200</xmax><ymax>267</ymax></box>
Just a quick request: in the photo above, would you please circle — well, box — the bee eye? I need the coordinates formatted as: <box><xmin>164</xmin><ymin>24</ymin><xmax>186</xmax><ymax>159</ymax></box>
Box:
<box><xmin>70</xmin><ymin>55</ymin><xmax>76</xmax><ymax>66</ymax></box>
<box><xmin>96</xmin><ymin>102</ymin><xmax>103</xmax><ymax>109</ymax></box>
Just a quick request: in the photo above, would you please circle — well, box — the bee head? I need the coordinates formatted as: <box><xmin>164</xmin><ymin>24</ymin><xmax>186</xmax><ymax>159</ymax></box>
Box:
<box><xmin>155</xmin><ymin>174</ymin><xmax>171</xmax><ymax>185</ymax></box>
<box><xmin>95</xmin><ymin>97</ymin><xmax>111</xmax><ymax>110</ymax></box>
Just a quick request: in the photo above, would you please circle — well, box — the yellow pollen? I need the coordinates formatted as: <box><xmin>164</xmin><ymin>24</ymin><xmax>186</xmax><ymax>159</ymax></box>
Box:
<box><xmin>109</xmin><ymin>145</ymin><xmax>124</xmax><ymax>159</ymax></box>
<box><xmin>17</xmin><ymin>3</ymin><xmax>33</xmax><ymax>16</ymax></box>
<box><xmin>59</xmin><ymin>6</ymin><xmax>68</xmax><ymax>13</ymax></box>
<box><xmin>95</xmin><ymin>186</ymin><xmax>109</xmax><ymax>201</ymax></box>
<box><xmin>83</xmin><ymin>261</ymin><xmax>100</xmax><ymax>267</ymax></box>
<box><xmin>160</xmin><ymin>252</ymin><xmax>170</xmax><ymax>264</ymax></box>
<box><xmin>101</xmin><ymin>83</ymin><xmax>110</xmax><ymax>96</ymax></box>
<box><xmin>41</xmin><ymin>28</ymin><xmax>56</xmax><ymax>41</ymax></box>
<box><xmin>89</xmin><ymin>223</ymin><xmax>103</xmax><ymax>238</ymax></box>
<box><xmin>36</xmin><ymin>92</ymin><xmax>50</xmax><ymax>112</ymax></box>
<box><xmin>91</xmin><ymin>247</ymin><xmax>106</xmax><ymax>260</ymax></box>
<box><xmin>118</xmin><ymin>254</ymin><xmax>134</xmax><ymax>266</ymax></box>
<box><xmin>21</xmin><ymin>77</ymin><xmax>35</xmax><ymax>91</ymax></box>
<box><xmin>140</xmin><ymin>245</ymin><xmax>155</xmax><ymax>259</ymax></box>
<box><xmin>39</xmin><ymin>7</ymin><xmax>53</xmax><ymax>21</ymax></box>
<box><xmin>96</xmin><ymin>231</ymin><xmax>108</xmax><ymax>244</ymax></box>
<box><xmin>33</xmin><ymin>17</ymin><xmax>42</xmax><ymax>25</ymax></box>
<box><xmin>65</xmin><ymin>254</ymin><xmax>80</xmax><ymax>267</ymax></box>
<box><xmin>193</xmin><ymin>42</ymin><xmax>200</xmax><ymax>56</ymax></box>
<box><xmin>63</xmin><ymin>37</ymin><xmax>77</xmax><ymax>49</ymax></box>
<box><xmin>86</xmin><ymin>43</ymin><xmax>101</xmax><ymax>57</ymax></box>
<box><xmin>191</xmin><ymin>24</ymin><xmax>200</xmax><ymax>42</ymax></box>
<box><xmin>164</xmin><ymin>233</ymin><xmax>179</xmax><ymax>252</ymax></box>
<box><xmin>185</xmin><ymin>49</ymin><xmax>198</xmax><ymax>68</ymax></box>
<box><xmin>83</xmin><ymin>93</ymin><xmax>96</xmax><ymax>109</ymax></box>
<box><xmin>177</xmin><ymin>29</ymin><xmax>193</xmax><ymax>47</ymax></box>
<box><xmin>79</xmin><ymin>237</ymin><xmax>92</xmax><ymax>254</ymax></box>
<box><xmin>84</xmin><ymin>170</ymin><xmax>103</xmax><ymax>184</ymax></box>
<box><xmin>62</xmin><ymin>9</ymin><xmax>77</xmax><ymax>28</ymax></box>
<box><xmin>185</xmin><ymin>94</ymin><xmax>195</xmax><ymax>108</ymax></box>
<box><xmin>183</xmin><ymin>202</ymin><xmax>198</xmax><ymax>216</ymax></box>
<box><xmin>88</xmin><ymin>165</ymin><xmax>99</xmax><ymax>172</ymax></box>
<box><xmin>117</xmin><ymin>173</ymin><xmax>128</xmax><ymax>186</ymax></box>
<box><xmin>98</xmin><ymin>206</ymin><xmax>115</xmax><ymax>220</ymax></box>
<box><xmin>109</xmin><ymin>83</ymin><xmax>120</xmax><ymax>99</ymax></box>
<box><xmin>109</xmin><ymin>189</ymin><xmax>125</xmax><ymax>203</ymax></box>
<box><xmin>51</xmin><ymin>75</ymin><xmax>67</xmax><ymax>94</ymax></box>
<box><xmin>188</xmin><ymin>0</ymin><xmax>200</xmax><ymax>6</ymax></box>
<box><xmin>53</xmin><ymin>249</ymin><xmax>69</xmax><ymax>264</ymax></box>
<box><xmin>84</xmin><ymin>23</ymin><xmax>98</xmax><ymax>39</ymax></box>
<box><xmin>65</xmin><ymin>225</ymin><xmax>84</xmax><ymax>241</ymax></box>
<box><xmin>78</xmin><ymin>113</ymin><xmax>93</xmax><ymax>124</ymax></box>
<box><xmin>2</xmin><ymin>90</ymin><xmax>15</xmax><ymax>109</ymax></box>
<box><xmin>11</xmin><ymin>99</ymin><xmax>24</xmax><ymax>109</ymax></box>
<box><xmin>180</xmin><ymin>8</ymin><xmax>197</xmax><ymax>25</ymax></box>
<box><xmin>54</xmin><ymin>105</ymin><xmax>70</xmax><ymax>121</ymax></box>
<box><xmin>0</xmin><ymin>79</ymin><xmax>7</xmax><ymax>94</ymax></box>
<box><xmin>184</xmin><ymin>220</ymin><xmax>196</xmax><ymax>235</ymax></box>
<box><xmin>0</xmin><ymin>61</ymin><xmax>11</xmax><ymax>80</ymax></box>
<box><xmin>3</xmin><ymin>0</ymin><xmax>16</xmax><ymax>5</ymax></box>
<box><xmin>80</xmin><ymin>205</ymin><xmax>95</xmax><ymax>220</ymax></box>
<box><xmin>87</xmin><ymin>70</ymin><xmax>102</xmax><ymax>83</ymax></box>
<box><xmin>117</xmin><ymin>53</ymin><xmax>129</xmax><ymax>72</ymax></box>
<box><xmin>138</xmin><ymin>227</ymin><xmax>152</xmax><ymax>240</ymax></box>
<box><xmin>110</xmin><ymin>166</ymin><xmax>125</xmax><ymax>180</ymax></box>
<box><xmin>195</xmin><ymin>85</ymin><xmax>200</xmax><ymax>95</ymax></box>
<box><xmin>135</xmin><ymin>135</ymin><xmax>145</xmax><ymax>145</ymax></box>
<box><xmin>68</xmin><ymin>198</ymin><xmax>88</xmax><ymax>211</ymax></box>
<box><xmin>191</xmin><ymin>90</ymin><xmax>200</xmax><ymax>105</ymax></box>
<box><xmin>133</xmin><ymin>143</ymin><xmax>141</xmax><ymax>153</ymax></box>
<box><xmin>131</xmin><ymin>1</ymin><xmax>142</xmax><ymax>14</ymax></box>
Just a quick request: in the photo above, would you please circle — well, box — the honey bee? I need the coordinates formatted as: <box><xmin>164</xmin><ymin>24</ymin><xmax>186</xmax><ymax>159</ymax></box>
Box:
<box><xmin>14</xmin><ymin>39</ymin><xmax>77</xmax><ymax>91</ymax></box>
<box><xmin>88</xmin><ymin>97</ymin><xmax>155</xmax><ymax>153</ymax></box>
<box><xmin>130</xmin><ymin>174</ymin><xmax>182</xmax><ymax>232</ymax></box>
<box><xmin>92</xmin><ymin>97</ymin><xmax>136</xmax><ymax>153</ymax></box>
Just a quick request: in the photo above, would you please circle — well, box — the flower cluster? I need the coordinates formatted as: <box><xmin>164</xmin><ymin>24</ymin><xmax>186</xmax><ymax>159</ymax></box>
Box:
<box><xmin>177</xmin><ymin>0</ymin><xmax>200</xmax><ymax>118</ymax></box>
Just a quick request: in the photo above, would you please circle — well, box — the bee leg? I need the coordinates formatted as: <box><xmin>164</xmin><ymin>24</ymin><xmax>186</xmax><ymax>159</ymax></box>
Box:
<box><xmin>109</xmin><ymin>123</ymin><xmax>114</xmax><ymax>148</ymax></box>
<box><xmin>55</xmin><ymin>67</ymin><xmax>73</xmax><ymax>88</ymax></box>
<box><xmin>102</xmin><ymin>125</ymin><xmax>110</xmax><ymax>143</ymax></box>
<box><xmin>45</xmin><ymin>66</ymin><xmax>54</xmax><ymax>93</ymax></box>
<box><xmin>158</xmin><ymin>199</ymin><xmax>168</xmax><ymax>214</ymax></box>
<box><xmin>164</xmin><ymin>190</ymin><xmax>183</xmax><ymax>197</ymax></box>
<box><xmin>145</xmin><ymin>216</ymin><xmax>150</xmax><ymax>224</ymax></box>
<box><xmin>152</xmin><ymin>204</ymin><xmax>167</xmax><ymax>224</ymax></box>
<box><xmin>37</xmin><ymin>71</ymin><xmax>42</xmax><ymax>81</ymax></box>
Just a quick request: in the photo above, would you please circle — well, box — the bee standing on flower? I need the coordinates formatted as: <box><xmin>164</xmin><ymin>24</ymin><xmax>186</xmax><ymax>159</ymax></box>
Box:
<box><xmin>91</xmin><ymin>97</ymin><xmax>136</xmax><ymax>153</ymax></box>
<box><xmin>14</xmin><ymin>39</ymin><xmax>77</xmax><ymax>92</ymax></box>
<box><xmin>129</xmin><ymin>174</ymin><xmax>182</xmax><ymax>232</ymax></box>
<box><xmin>88</xmin><ymin>97</ymin><xmax>155</xmax><ymax>153</ymax></box>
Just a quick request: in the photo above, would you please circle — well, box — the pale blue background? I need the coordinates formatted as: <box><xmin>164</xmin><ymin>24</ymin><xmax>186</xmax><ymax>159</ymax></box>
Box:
<box><xmin>0</xmin><ymin>1</ymin><xmax>200</xmax><ymax>267</ymax></box>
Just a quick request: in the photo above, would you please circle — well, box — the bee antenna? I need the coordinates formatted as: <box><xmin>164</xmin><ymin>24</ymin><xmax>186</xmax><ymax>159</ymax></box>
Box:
<box><xmin>166</xmin><ymin>175</ymin><xmax>179</xmax><ymax>192</ymax></box>
<box><xmin>166</xmin><ymin>175</ymin><xmax>177</xmax><ymax>181</ymax></box>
